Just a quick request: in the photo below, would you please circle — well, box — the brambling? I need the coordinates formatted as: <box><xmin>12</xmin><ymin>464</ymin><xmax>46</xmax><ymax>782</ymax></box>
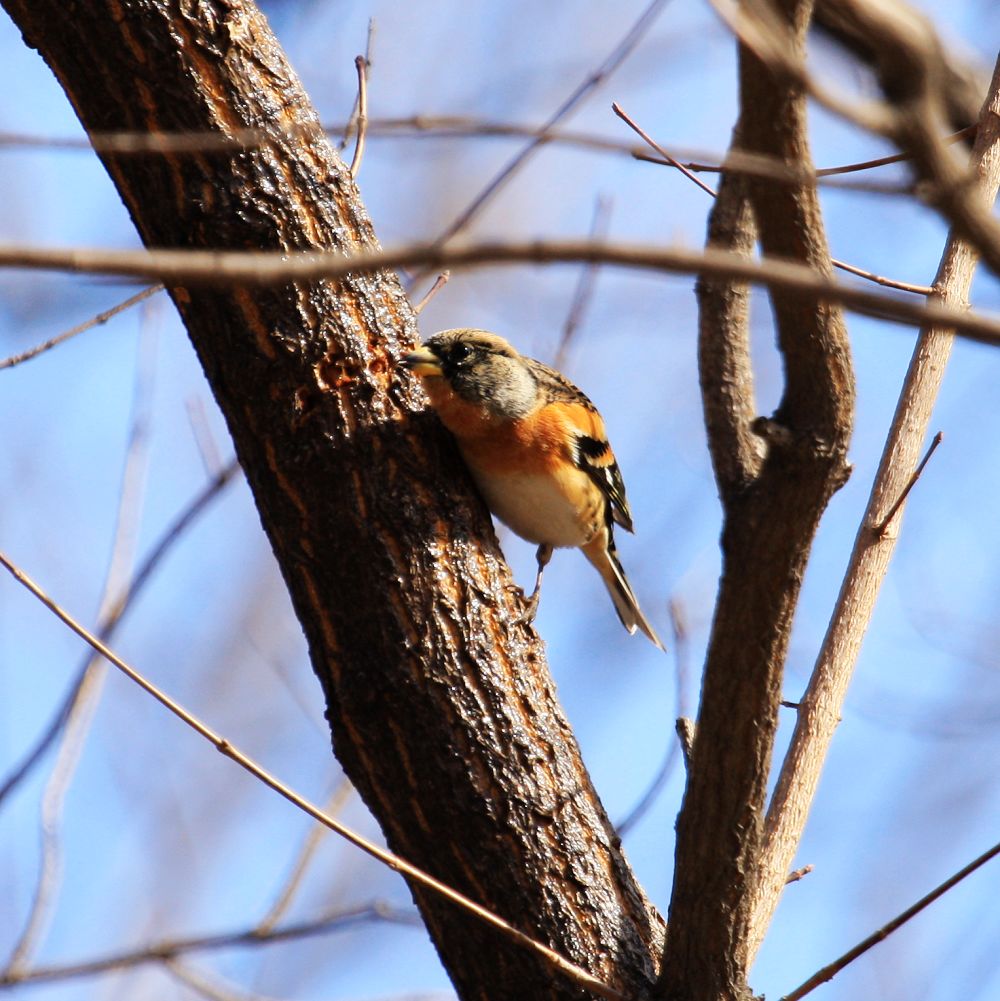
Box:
<box><xmin>402</xmin><ymin>328</ymin><xmax>663</xmax><ymax>649</ymax></box>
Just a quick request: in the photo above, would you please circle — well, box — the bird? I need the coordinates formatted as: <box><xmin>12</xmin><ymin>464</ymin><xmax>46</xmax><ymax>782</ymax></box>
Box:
<box><xmin>401</xmin><ymin>328</ymin><xmax>663</xmax><ymax>649</ymax></box>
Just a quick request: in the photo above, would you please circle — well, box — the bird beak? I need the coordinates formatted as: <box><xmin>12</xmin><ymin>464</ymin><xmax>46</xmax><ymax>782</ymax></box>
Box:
<box><xmin>401</xmin><ymin>346</ymin><xmax>443</xmax><ymax>377</ymax></box>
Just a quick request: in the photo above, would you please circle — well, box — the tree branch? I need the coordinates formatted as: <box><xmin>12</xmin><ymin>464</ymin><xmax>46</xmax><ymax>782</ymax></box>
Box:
<box><xmin>0</xmin><ymin>3</ymin><xmax>664</xmax><ymax>999</ymax></box>
<box><xmin>0</xmin><ymin>240</ymin><xmax>997</xmax><ymax>343</ymax></box>
<box><xmin>747</xmin><ymin>51</ymin><xmax>1000</xmax><ymax>961</ymax></box>
<box><xmin>659</xmin><ymin>0</ymin><xmax>855</xmax><ymax>995</ymax></box>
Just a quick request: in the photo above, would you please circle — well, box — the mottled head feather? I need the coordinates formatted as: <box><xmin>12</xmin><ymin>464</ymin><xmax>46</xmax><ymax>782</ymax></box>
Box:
<box><xmin>420</xmin><ymin>329</ymin><xmax>539</xmax><ymax>419</ymax></box>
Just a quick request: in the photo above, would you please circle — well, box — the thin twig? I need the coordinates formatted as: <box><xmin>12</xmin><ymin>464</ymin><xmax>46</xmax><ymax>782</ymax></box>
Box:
<box><xmin>873</xmin><ymin>430</ymin><xmax>943</xmax><ymax>534</ymax></box>
<box><xmin>0</xmin><ymin>240</ymin><xmax>995</xmax><ymax>345</ymax></box>
<box><xmin>748</xmin><ymin>51</ymin><xmax>1000</xmax><ymax>965</ymax></box>
<box><xmin>0</xmin><ymin>115</ymin><xmax>967</xmax><ymax>188</ymax></box>
<box><xmin>0</xmin><ymin>903</ymin><xmax>418</xmax><ymax>988</ymax></box>
<box><xmin>429</xmin><ymin>0</ymin><xmax>670</xmax><ymax>249</ymax></box>
<box><xmin>185</xmin><ymin>396</ymin><xmax>225</xmax><ymax>478</ymax></box>
<box><xmin>552</xmin><ymin>195</ymin><xmax>612</xmax><ymax>372</ymax></box>
<box><xmin>781</xmin><ymin>839</ymin><xmax>1000</xmax><ymax>1001</ymax></box>
<box><xmin>814</xmin><ymin>126</ymin><xmax>976</xmax><ymax>177</ymax></box>
<box><xmin>4</xmin><ymin>324</ymin><xmax>156</xmax><ymax>974</ymax></box>
<box><xmin>0</xmin><ymin>554</ymin><xmax>625</xmax><ymax>1001</ymax></box>
<box><xmin>616</xmin><ymin>600</ymin><xmax>689</xmax><ymax>836</ymax></box>
<box><xmin>0</xmin><ymin>459</ymin><xmax>239</xmax><ymax>813</ymax></box>
<box><xmin>675</xmin><ymin>718</ymin><xmax>695</xmax><ymax>771</ymax></box>
<box><xmin>412</xmin><ymin>271</ymin><xmax>451</xmax><ymax>314</ymax></box>
<box><xmin>164</xmin><ymin>959</ymin><xmax>275</xmax><ymax>1001</ymax></box>
<box><xmin>784</xmin><ymin>864</ymin><xmax>813</xmax><ymax>885</ymax></box>
<box><xmin>613</xmin><ymin>102</ymin><xmax>718</xmax><ymax>197</ymax></box>
<box><xmin>0</xmin><ymin>284</ymin><xmax>161</xmax><ymax>369</ymax></box>
<box><xmin>614</xmin><ymin>101</ymin><xmax>931</xmax><ymax>295</ymax></box>
<box><xmin>339</xmin><ymin>19</ymin><xmax>375</xmax><ymax>153</ymax></box>
<box><xmin>349</xmin><ymin>55</ymin><xmax>369</xmax><ymax>179</ymax></box>
<box><xmin>254</xmin><ymin>779</ymin><xmax>354</xmax><ymax>934</ymax></box>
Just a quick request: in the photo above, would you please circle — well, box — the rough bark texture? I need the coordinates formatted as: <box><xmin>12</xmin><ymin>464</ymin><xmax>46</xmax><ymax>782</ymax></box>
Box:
<box><xmin>0</xmin><ymin>2</ymin><xmax>664</xmax><ymax>997</ymax></box>
<box><xmin>658</xmin><ymin>1</ymin><xmax>855</xmax><ymax>999</ymax></box>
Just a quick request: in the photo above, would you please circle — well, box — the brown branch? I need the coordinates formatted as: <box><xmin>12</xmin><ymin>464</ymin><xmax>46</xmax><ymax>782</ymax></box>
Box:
<box><xmin>614</xmin><ymin>100</ymin><xmax>931</xmax><ymax>295</ymax></box>
<box><xmin>348</xmin><ymin>55</ymin><xmax>369</xmax><ymax>178</ymax></box>
<box><xmin>814</xmin><ymin>127</ymin><xmax>977</xmax><ymax>176</ymax></box>
<box><xmin>873</xmin><ymin>429</ymin><xmax>943</xmax><ymax>534</ymax></box>
<box><xmin>784</xmin><ymin>864</ymin><xmax>813</xmax><ymax>885</ymax></box>
<box><xmin>0</xmin><ymin>284</ymin><xmax>161</xmax><ymax>369</ymax></box>
<box><xmin>781</xmin><ymin>838</ymin><xmax>1000</xmax><ymax>1001</ymax></box>
<box><xmin>812</xmin><ymin>0</ymin><xmax>985</xmax><ymax>139</ymax></box>
<box><xmin>695</xmin><ymin>145</ymin><xmax>761</xmax><ymax>495</ymax></box>
<box><xmin>659</xmin><ymin>0</ymin><xmax>855</xmax><ymax>997</ymax></box>
<box><xmin>0</xmin><ymin>460</ymin><xmax>239</xmax><ymax>813</ymax></box>
<box><xmin>0</xmin><ymin>6</ymin><xmax>665</xmax><ymax>999</ymax></box>
<box><xmin>834</xmin><ymin>3</ymin><xmax>1000</xmax><ymax>280</ymax></box>
<box><xmin>430</xmin><ymin>0</ymin><xmax>669</xmax><ymax>246</ymax></box>
<box><xmin>339</xmin><ymin>18</ymin><xmax>376</xmax><ymax>153</ymax></box>
<box><xmin>0</xmin><ymin>903</ymin><xmax>420</xmax><ymax>988</ymax></box>
<box><xmin>552</xmin><ymin>195</ymin><xmax>612</xmax><ymax>372</ymax></box>
<box><xmin>0</xmin><ymin>240</ymin><xmax>997</xmax><ymax>344</ymax></box>
<box><xmin>724</xmin><ymin>0</ymin><xmax>1000</xmax><ymax>279</ymax></box>
<box><xmin>616</xmin><ymin>601</ymin><xmax>690</xmax><ymax>837</ymax></box>
<box><xmin>0</xmin><ymin>904</ymin><xmax>418</xmax><ymax>988</ymax></box>
<box><xmin>4</xmin><ymin>332</ymin><xmax>155</xmax><ymax>975</ymax></box>
<box><xmin>0</xmin><ymin>552</ymin><xmax>626</xmax><ymax>1001</ymax></box>
<box><xmin>747</xmin><ymin>51</ymin><xmax>1000</xmax><ymax>964</ymax></box>
<box><xmin>412</xmin><ymin>270</ymin><xmax>451</xmax><ymax>314</ymax></box>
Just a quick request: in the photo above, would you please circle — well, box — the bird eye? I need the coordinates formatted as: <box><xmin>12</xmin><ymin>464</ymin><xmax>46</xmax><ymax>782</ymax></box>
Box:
<box><xmin>450</xmin><ymin>342</ymin><xmax>473</xmax><ymax>363</ymax></box>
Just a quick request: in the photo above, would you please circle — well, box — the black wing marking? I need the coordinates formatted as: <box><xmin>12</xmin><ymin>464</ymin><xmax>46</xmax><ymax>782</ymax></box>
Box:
<box><xmin>576</xmin><ymin>434</ymin><xmax>634</xmax><ymax>534</ymax></box>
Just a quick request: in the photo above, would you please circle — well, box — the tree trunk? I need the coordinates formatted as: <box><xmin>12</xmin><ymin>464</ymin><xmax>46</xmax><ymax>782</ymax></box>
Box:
<box><xmin>0</xmin><ymin>2</ymin><xmax>664</xmax><ymax>997</ymax></box>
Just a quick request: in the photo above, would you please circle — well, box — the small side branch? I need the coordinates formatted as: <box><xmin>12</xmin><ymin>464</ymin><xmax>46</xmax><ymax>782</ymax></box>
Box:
<box><xmin>348</xmin><ymin>55</ymin><xmax>369</xmax><ymax>179</ymax></box>
<box><xmin>873</xmin><ymin>430</ymin><xmax>943</xmax><ymax>535</ymax></box>
<box><xmin>748</xmin><ymin>52</ymin><xmax>1000</xmax><ymax>964</ymax></box>
<box><xmin>0</xmin><ymin>553</ymin><xmax>625</xmax><ymax>1001</ymax></box>
<box><xmin>781</xmin><ymin>839</ymin><xmax>1000</xmax><ymax>1001</ymax></box>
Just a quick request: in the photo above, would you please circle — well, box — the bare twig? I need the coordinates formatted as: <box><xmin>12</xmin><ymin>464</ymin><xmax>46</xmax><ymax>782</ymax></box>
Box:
<box><xmin>430</xmin><ymin>0</ymin><xmax>669</xmax><ymax>247</ymax></box>
<box><xmin>339</xmin><ymin>19</ymin><xmax>375</xmax><ymax>153</ymax></box>
<box><xmin>185</xmin><ymin>396</ymin><xmax>225</xmax><ymax>478</ymax></box>
<box><xmin>412</xmin><ymin>270</ymin><xmax>451</xmax><ymax>314</ymax></box>
<box><xmin>164</xmin><ymin>959</ymin><xmax>275</xmax><ymax>1001</ymax></box>
<box><xmin>4</xmin><ymin>325</ymin><xmax>156</xmax><ymax>974</ymax></box>
<box><xmin>784</xmin><ymin>865</ymin><xmax>813</xmax><ymax>885</ymax></box>
<box><xmin>814</xmin><ymin>127</ymin><xmax>976</xmax><ymax>177</ymax></box>
<box><xmin>349</xmin><ymin>55</ymin><xmax>369</xmax><ymax>179</ymax></box>
<box><xmin>614</xmin><ymin>100</ymin><xmax>931</xmax><ymax>295</ymax></box>
<box><xmin>0</xmin><ymin>240</ymin><xmax>999</xmax><ymax>345</ymax></box>
<box><xmin>873</xmin><ymin>430</ymin><xmax>943</xmax><ymax>534</ymax></box>
<box><xmin>0</xmin><ymin>902</ymin><xmax>418</xmax><ymax>988</ymax></box>
<box><xmin>781</xmin><ymin>839</ymin><xmax>1000</xmax><ymax>1001</ymax></box>
<box><xmin>616</xmin><ymin>600</ymin><xmax>689</xmax><ymax>836</ymax></box>
<box><xmin>613</xmin><ymin>102</ymin><xmax>718</xmax><ymax>197</ymax></box>
<box><xmin>254</xmin><ymin>779</ymin><xmax>354</xmax><ymax>934</ymax></box>
<box><xmin>826</xmin><ymin>258</ymin><xmax>931</xmax><ymax>297</ymax></box>
<box><xmin>748</xmin><ymin>52</ymin><xmax>1000</xmax><ymax>964</ymax></box>
<box><xmin>726</xmin><ymin>0</ymin><xmax>1000</xmax><ymax>279</ymax></box>
<box><xmin>0</xmin><ymin>284</ymin><xmax>161</xmax><ymax>369</ymax></box>
<box><xmin>0</xmin><ymin>114</ymin><xmax>965</xmax><ymax>189</ymax></box>
<box><xmin>0</xmin><ymin>459</ymin><xmax>239</xmax><ymax>813</ymax></box>
<box><xmin>675</xmin><ymin>718</ymin><xmax>695</xmax><ymax>771</ymax></box>
<box><xmin>552</xmin><ymin>195</ymin><xmax>612</xmax><ymax>372</ymax></box>
<box><xmin>0</xmin><ymin>554</ymin><xmax>625</xmax><ymax>1001</ymax></box>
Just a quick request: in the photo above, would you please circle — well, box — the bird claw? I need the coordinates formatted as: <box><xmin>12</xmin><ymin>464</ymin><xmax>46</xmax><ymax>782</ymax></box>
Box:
<box><xmin>518</xmin><ymin>589</ymin><xmax>541</xmax><ymax>626</ymax></box>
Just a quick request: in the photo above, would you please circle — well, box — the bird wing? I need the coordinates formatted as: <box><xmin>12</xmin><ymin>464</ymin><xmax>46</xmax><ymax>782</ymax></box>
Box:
<box><xmin>525</xmin><ymin>357</ymin><xmax>635</xmax><ymax>534</ymax></box>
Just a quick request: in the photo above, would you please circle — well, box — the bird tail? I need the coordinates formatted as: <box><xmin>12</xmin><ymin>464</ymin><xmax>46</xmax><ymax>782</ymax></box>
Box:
<box><xmin>583</xmin><ymin>533</ymin><xmax>665</xmax><ymax>651</ymax></box>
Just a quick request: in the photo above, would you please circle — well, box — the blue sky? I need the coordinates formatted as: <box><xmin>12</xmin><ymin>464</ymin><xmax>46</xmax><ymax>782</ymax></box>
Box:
<box><xmin>2</xmin><ymin>2</ymin><xmax>1000</xmax><ymax>1000</ymax></box>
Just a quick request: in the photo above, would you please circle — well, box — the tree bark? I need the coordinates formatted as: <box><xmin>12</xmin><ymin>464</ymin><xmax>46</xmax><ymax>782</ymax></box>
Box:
<box><xmin>658</xmin><ymin>0</ymin><xmax>854</xmax><ymax>998</ymax></box>
<box><xmin>0</xmin><ymin>2</ymin><xmax>664</xmax><ymax>997</ymax></box>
